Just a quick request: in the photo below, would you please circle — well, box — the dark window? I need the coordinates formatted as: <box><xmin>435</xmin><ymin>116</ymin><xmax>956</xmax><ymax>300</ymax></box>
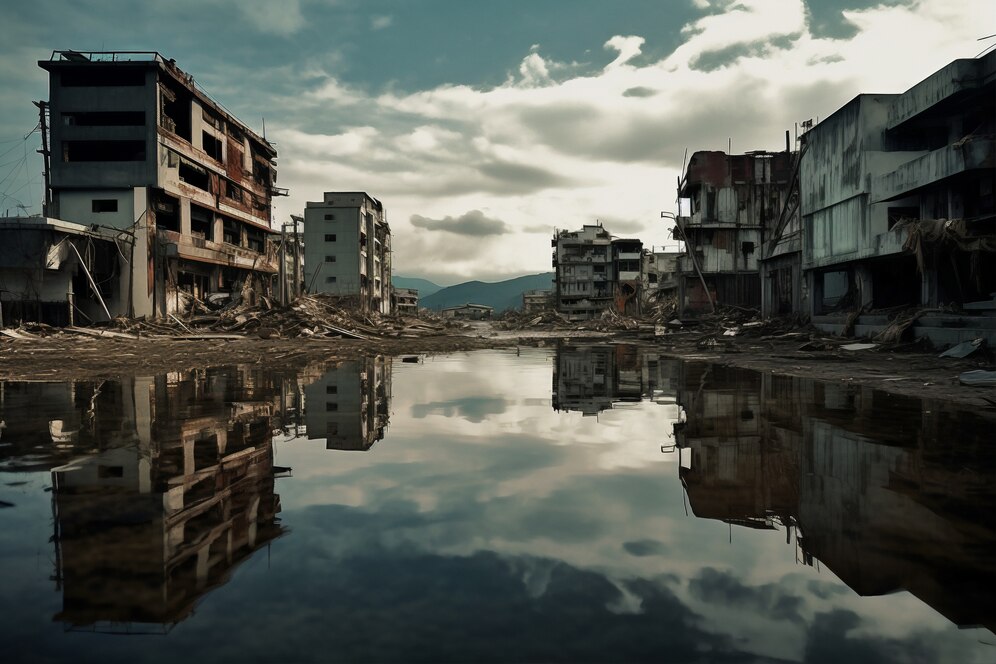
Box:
<box><xmin>225</xmin><ymin>181</ymin><xmax>243</xmax><ymax>203</ymax></box>
<box><xmin>326</xmin><ymin>402</ymin><xmax>338</xmax><ymax>411</ymax></box>
<box><xmin>178</xmin><ymin>161</ymin><xmax>209</xmax><ymax>190</ymax></box>
<box><xmin>325</xmin><ymin>234</ymin><xmax>336</xmax><ymax>242</ymax></box>
<box><xmin>63</xmin><ymin>140</ymin><xmax>145</xmax><ymax>162</ymax></box>
<box><xmin>741</xmin><ymin>241</ymin><xmax>755</xmax><ymax>256</ymax></box>
<box><xmin>190</xmin><ymin>203</ymin><xmax>213</xmax><ymax>240</ymax></box>
<box><xmin>202</xmin><ymin>131</ymin><xmax>223</xmax><ymax>161</ymax></box>
<box><xmin>63</xmin><ymin>111</ymin><xmax>144</xmax><ymax>126</ymax></box>
<box><xmin>326</xmin><ymin>385</ymin><xmax>338</xmax><ymax>394</ymax></box>
<box><xmin>325</xmin><ymin>255</ymin><xmax>336</xmax><ymax>262</ymax></box>
<box><xmin>97</xmin><ymin>465</ymin><xmax>125</xmax><ymax>478</ymax></box>
<box><xmin>223</xmin><ymin>218</ymin><xmax>240</xmax><ymax>245</ymax></box>
<box><xmin>246</xmin><ymin>227</ymin><xmax>264</xmax><ymax>253</ymax></box>
<box><xmin>888</xmin><ymin>206</ymin><xmax>918</xmax><ymax>230</ymax></box>
<box><xmin>91</xmin><ymin>199</ymin><xmax>118</xmax><ymax>213</ymax></box>
<box><xmin>60</xmin><ymin>67</ymin><xmax>145</xmax><ymax>87</ymax></box>
<box><xmin>326</xmin><ymin>276</ymin><xmax>337</xmax><ymax>283</ymax></box>
<box><xmin>324</xmin><ymin>214</ymin><xmax>335</xmax><ymax>221</ymax></box>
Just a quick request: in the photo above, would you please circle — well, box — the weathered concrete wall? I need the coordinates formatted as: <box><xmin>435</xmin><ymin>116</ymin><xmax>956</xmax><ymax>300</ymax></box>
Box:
<box><xmin>58</xmin><ymin>189</ymin><xmax>136</xmax><ymax>230</ymax></box>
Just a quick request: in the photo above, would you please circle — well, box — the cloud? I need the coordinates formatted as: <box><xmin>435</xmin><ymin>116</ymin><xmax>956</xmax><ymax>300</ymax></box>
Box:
<box><xmin>237</xmin><ymin>0</ymin><xmax>305</xmax><ymax>36</ymax></box>
<box><xmin>410</xmin><ymin>209</ymin><xmax>511</xmax><ymax>236</ymax></box>
<box><xmin>689</xmin><ymin>567</ymin><xmax>807</xmax><ymax>624</ymax></box>
<box><xmin>370</xmin><ymin>14</ymin><xmax>393</xmax><ymax>30</ymax></box>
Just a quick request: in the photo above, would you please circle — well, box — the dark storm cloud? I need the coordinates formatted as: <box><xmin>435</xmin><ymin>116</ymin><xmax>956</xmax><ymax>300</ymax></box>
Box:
<box><xmin>622</xmin><ymin>86</ymin><xmax>658</xmax><ymax>98</ymax></box>
<box><xmin>477</xmin><ymin>159</ymin><xmax>576</xmax><ymax>192</ymax></box>
<box><xmin>690</xmin><ymin>34</ymin><xmax>802</xmax><ymax>72</ymax></box>
<box><xmin>803</xmin><ymin>609</ymin><xmax>942</xmax><ymax>664</ymax></box>
<box><xmin>411</xmin><ymin>396</ymin><xmax>509</xmax><ymax>422</ymax></box>
<box><xmin>622</xmin><ymin>539</ymin><xmax>669</xmax><ymax>557</ymax></box>
<box><xmin>688</xmin><ymin>567</ymin><xmax>806</xmax><ymax>624</ymax></box>
<box><xmin>410</xmin><ymin>210</ymin><xmax>511</xmax><ymax>236</ymax></box>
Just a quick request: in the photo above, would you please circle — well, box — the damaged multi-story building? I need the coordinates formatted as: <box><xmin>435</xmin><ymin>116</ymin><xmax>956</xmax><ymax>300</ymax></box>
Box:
<box><xmin>303</xmin><ymin>192</ymin><xmax>392</xmax><ymax>314</ymax></box>
<box><xmin>552</xmin><ymin>224</ymin><xmax>644</xmax><ymax>320</ymax></box>
<box><xmin>802</xmin><ymin>51</ymin><xmax>995</xmax><ymax>345</ymax></box>
<box><xmin>675</xmin><ymin>149</ymin><xmax>797</xmax><ymax>316</ymax></box>
<box><xmin>0</xmin><ymin>51</ymin><xmax>286</xmax><ymax>324</ymax></box>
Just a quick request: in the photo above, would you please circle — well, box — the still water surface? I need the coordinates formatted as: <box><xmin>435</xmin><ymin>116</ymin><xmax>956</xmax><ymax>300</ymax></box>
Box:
<box><xmin>0</xmin><ymin>346</ymin><xmax>993</xmax><ymax>663</ymax></box>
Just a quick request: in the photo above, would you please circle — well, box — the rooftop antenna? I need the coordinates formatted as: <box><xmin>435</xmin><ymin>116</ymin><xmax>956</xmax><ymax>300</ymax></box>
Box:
<box><xmin>262</xmin><ymin>117</ymin><xmax>266</xmax><ymax>139</ymax></box>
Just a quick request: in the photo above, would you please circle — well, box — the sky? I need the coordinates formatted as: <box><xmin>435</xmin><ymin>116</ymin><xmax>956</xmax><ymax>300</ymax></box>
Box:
<box><xmin>0</xmin><ymin>0</ymin><xmax>992</xmax><ymax>285</ymax></box>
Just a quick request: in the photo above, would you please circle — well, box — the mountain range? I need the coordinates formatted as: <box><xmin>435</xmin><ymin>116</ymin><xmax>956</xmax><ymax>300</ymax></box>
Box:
<box><xmin>394</xmin><ymin>273</ymin><xmax>554</xmax><ymax>313</ymax></box>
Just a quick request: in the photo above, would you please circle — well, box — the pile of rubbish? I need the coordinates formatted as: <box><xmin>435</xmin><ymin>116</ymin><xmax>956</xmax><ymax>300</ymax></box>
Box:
<box><xmin>1</xmin><ymin>294</ymin><xmax>464</xmax><ymax>341</ymax></box>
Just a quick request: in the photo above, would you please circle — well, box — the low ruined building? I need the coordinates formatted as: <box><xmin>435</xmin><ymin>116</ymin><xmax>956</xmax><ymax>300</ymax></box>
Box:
<box><xmin>441</xmin><ymin>303</ymin><xmax>493</xmax><ymax>320</ymax></box>
<box><xmin>392</xmin><ymin>287</ymin><xmax>419</xmax><ymax>317</ymax></box>
<box><xmin>18</xmin><ymin>50</ymin><xmax>285</xmax><ymax>323</ymax></box>
<box><xmin>0</xmin><ymin>217</ymin><xmax>127</xmax><ymax>326</ymax></box>
<box><xmin>303</xmin><ymin>192</ymin><xmax>392</xmax><ymax>315</ymax></box>
<box><xmin>522</xmin><ymin>289</ymin><xmax>553</xmax><ymax>312</ymax></box>
<box><xmin>801</xmin><ymin>50</ymin><xmax>995</xmax><ymax>346</ymax></box>
<box><xmin>675</xmin><ymin>150</ymin><xmax>796</xmax><ymax>316</ymax></box>
<box><xmin>552</xmin><ymin>224</ymin><xmax>646</xmax><ymax>321</ymax></box>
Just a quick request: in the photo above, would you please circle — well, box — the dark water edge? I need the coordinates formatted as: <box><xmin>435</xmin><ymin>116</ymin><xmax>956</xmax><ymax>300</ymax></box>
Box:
<box><xmin>0</xmin><ymin>345</ymin><xmax>993</xmax><ymax>663</ymax></box>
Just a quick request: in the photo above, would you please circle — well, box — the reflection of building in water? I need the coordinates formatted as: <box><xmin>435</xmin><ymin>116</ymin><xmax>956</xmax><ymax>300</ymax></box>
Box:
<box><xmin>553</xmin><ymin>343</ymin><xmax>680</xmax><ymax>415</ymax></box>
<box><xmin>674</xmin><ymin>363</ymin><xmax>996</xmax><ymax>633</ymax></box>
<box><xmin>304</xmin><ymin>356</ymin><xmax>391</xmax><ymax>451</ymax></box>
<box><xmin>41</xmin><ymin>368</ymin><xmax>287</xmax><ymax>632</ymax></box>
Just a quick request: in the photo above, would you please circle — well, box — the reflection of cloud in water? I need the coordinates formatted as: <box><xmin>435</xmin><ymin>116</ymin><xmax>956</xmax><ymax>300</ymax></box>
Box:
<box><xmin>411</xmin><ymin>396</ymin><xmax>509</xmax><ymax>423</ymax></box>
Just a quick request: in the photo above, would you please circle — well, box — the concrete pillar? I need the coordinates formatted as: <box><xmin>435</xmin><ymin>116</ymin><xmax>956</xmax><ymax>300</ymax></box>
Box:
<box><xmin>180</xmin><ymin>198</ymin><xmax>192</xmax><ymax>236</ymax></box>
<box><xmin>130</xmin><ymin>187</ymin><xmax>155</xmax><ymax>318</ymax></box>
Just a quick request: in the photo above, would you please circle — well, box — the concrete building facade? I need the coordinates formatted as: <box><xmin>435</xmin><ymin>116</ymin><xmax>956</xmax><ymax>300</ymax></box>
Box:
<box><xmin>304</xmin><ymin>357</ymin><xmax>392</xmax><ymax>451</ymax></box>
<box><xmin>552</xmin><ymin>224</ymin><xmax>645</xmax><ymax>320</ymax></box>
<box><xmin>17</xmin><ymin>50</ymin><xmax>283</xmax><ymax>322</ymax></box>
<box><xmin>802</xmin><ymin>51</ymin><xmax>995</xmax><ymax>345</ymax></box>
<box><xmin>303</xmin><ymin>192</ymin><xmax>392</xmax><ymax>314</ymax></box>
<box><xmin>675</xmin><ymin>150</ymin><xmax>796</xmax><ymax>315</ymax></box>
<box><xmin>392</xmin><ymin>287</ymin><xmax>419</xmax><ymax>317</ymax></box>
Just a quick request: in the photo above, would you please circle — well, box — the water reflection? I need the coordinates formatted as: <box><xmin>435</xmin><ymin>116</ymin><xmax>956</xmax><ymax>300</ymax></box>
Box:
<box><xmin>0</xmin><ymin>349</ymin><xmax>992</xmax><ymax>662</ymax></box>
<box><xmin>304</xmin><ymin>356</ymin><xmax>391</xmax><ymax>451</ymax></box>
<box><xmin>672</xmin><ymin>362</ymin><xmax>996</xmax><ymax>633</ymax></box>
<box><xmin>2</xmin><ymin>370</ymin><xmax>290</xmax><ymax>632</ymax></box>
<box><xmin>552</xmin><ymin>343</ymin><xmax>680</xmax><ymax>415</ymax></box>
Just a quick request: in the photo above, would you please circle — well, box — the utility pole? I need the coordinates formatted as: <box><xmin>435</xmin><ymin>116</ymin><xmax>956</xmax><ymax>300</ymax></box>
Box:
<box><xmin>290</xmin><ymin>214</ymin><xmax>303</xmax><ymax>298</ymax></box>
<box><xmin>34</xmin><ymin>101</ymin><xmax>52</xmax><ymax>217</ymax></box>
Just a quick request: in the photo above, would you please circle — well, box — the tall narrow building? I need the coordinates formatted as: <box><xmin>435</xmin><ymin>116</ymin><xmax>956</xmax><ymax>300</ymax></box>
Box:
<box><xmin>303</xmin><ymin>192</ymin><xmax>392</xmax><ymax>314</ymax></box>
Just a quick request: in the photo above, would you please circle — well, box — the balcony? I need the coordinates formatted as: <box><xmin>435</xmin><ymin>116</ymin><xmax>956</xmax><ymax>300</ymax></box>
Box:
<box><xmin>159</xmin><ymin>230</ymin><xmax>278</xmax><ymax>273</ymax></box>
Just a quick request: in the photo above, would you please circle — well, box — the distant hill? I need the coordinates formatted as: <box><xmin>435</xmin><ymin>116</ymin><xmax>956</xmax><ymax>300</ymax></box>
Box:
<box><xmin>392</xmin><ymin>276</ymin><xmax>443</xmax><ymax>298</ymax></box>
<box><xmin>420</xmin><ymin>273</ymin><xmax>554</xmax><ymax>312</ymax></box>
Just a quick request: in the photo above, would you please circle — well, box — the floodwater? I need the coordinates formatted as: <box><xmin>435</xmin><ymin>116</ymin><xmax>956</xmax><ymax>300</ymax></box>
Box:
<box><xmin>0</xmin><ymin>346</ymin><xmax>993</xmax><ymax>663</ymax></box>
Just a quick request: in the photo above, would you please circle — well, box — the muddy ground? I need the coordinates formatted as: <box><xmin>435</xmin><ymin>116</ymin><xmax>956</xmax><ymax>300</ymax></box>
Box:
<box><xmin>1</xmin><ymin>325</ymin><xmax>993</xmax><ymax>409</ymax></box>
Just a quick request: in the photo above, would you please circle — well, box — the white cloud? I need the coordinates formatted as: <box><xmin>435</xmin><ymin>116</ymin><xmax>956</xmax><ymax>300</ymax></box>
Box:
<box><xmin>272</xmin><ymin>0</ymin><xmax>990</xmax><ymax>282</ymax></box>
<box><xmin>238</xmin><ymin>0</ymin><xmax>305</xmax><ymax>36</ymax></box>
<box><xmin>371</xmin><ymin>15</ymin><xmax>393</xmax><ymax>30</ymax></box>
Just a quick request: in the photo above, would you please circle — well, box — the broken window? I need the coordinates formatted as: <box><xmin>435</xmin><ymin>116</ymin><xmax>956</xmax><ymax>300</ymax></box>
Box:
<box><xmin>91</xmin><ymin>199</ymin><xmax>118</xmax><ymax>213</ymax></box>
<box><xmin>325</xmin><ymin>234</ymin><xmax>336</xmax><ymax>242</ymax></box>
<box><xmin>225</xmin><ymin>180</ymin><xmax>243</xmax><ymax>203</ymax></box>
<box><xmin>222</xmin><ymin>218</ymin><xmax>240</xmax><ymax>246</ymax></box>
<box><xmin>63</xmin><ymin>111</ymin><xmax>144</xmax><ymax>126</ymax></box>
<box><xmin>246</xmin><ymin>226</ymin><xmax>264</xmax><ymax>253</ymax></box>
<box><xmin>190</xmin><ymin>203</ymin><xmax>213</xmax><ymax>240</ymax></box>
<box><xmin>63</xmin><ymin>140</ymin><xmax>145</xmax><ymax>162</ymax></box>
<box><xmin>741</xmin><ymin>241</ymin><xmax>755</xmax><ymax>256</ymax></box>
<box><xmin>202</xmin><ymin>131</ymin><xmax>223</xmax><ymax>161</ymax></box>
<box><xmin>887</xmin><ymin>206</ymin><xmax>918</xmax><ymax>230</ymax></box>
<box><xmin>160</xmin><ymin>80</ymin><xmax>191</xmax><ymax>141</ymax></box>
<box><xmin>178</xmin><ymin>160</ymin><xmax>209</xmax><ymax>190</ymax></box>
